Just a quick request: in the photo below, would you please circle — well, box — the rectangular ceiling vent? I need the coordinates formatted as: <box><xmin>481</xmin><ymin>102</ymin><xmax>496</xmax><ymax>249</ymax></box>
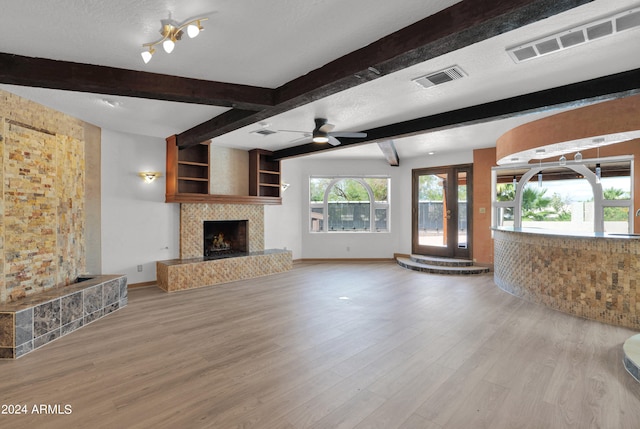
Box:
<box><xmin>250</xmin><ymin>129</ymin><xmax>277</xmax><ymax>136</ymax></box>
<box><xmin>507</xmin><ymin>7</ymin><xmax>640</xmax><ymax>63</ymax></box>
<box><xmin>413</xmin><ymin>66</ymin><xmax>466</xmax><ymax>89</ymax></box>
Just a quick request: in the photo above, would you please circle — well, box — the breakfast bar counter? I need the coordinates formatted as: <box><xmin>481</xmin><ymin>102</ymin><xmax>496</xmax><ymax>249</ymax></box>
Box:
<box><xmin>493</xmin><ymin>227</ymin><xmax>640</xmax><ymax>329</ymax></box>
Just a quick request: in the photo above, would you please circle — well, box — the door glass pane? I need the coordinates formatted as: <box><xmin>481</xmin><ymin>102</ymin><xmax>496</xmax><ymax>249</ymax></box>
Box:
<box><xmin>458</xmin><ymin>171</ymin><xmax>468</xmax><ymax>249</ymax></box>
<box><xmin>418</xmin><ymin>173</ymin><xmax>447</xmax><ymax>247</ymax></box>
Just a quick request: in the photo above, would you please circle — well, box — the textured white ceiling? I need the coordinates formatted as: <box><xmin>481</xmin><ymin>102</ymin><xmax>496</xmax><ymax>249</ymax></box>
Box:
<box><xmin>1</xmin><ymin>0</ymin><xmax>640</xmax><ymax>161</ymax></box>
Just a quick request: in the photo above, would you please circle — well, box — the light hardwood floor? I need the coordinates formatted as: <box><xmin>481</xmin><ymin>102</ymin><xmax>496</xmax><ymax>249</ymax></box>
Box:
<box><xmin>1</xmin><ymin>261</ymin><xmax>639</xmax><ymax>428</ymax></box>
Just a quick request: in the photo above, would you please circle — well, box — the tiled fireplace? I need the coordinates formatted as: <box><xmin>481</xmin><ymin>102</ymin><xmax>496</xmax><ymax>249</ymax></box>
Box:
<box><xmin>156</xmin><ymin>203</ymin><xmax>292</xmax><ymax>292</ymax></box>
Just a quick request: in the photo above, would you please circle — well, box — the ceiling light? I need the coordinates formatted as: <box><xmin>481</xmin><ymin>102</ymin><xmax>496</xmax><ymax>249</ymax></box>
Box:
<box><xmin>162</xmin><ymin>37</ymin><xmax>175</xmax><ymax>54</ymax></box>
<box><xmin>312</xmin><ymin>130</ymin><xmax>329</xmax><ymax>143</ymax></box>
<box><xmin>141</xmin><ymin>16</ymin><xmax>208</xmax><ymax>63</ymax></box>
<box><xmin>187</xmin><ymin>20</ymin><xmax>204</xmax><ymax>38</ymax></box>
<box><xmin>141</xmin><ymin>47</ymin><xmax>155</xmax><ymax>63</ymax></box>
<box><xmin>312</xmin><ymin>135</ymin><xmax>329</xmax><ymax>143</ymax></box>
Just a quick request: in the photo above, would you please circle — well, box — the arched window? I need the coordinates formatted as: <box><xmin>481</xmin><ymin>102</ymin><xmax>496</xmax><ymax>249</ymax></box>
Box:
<box><xmin>309</xmin><ymin>177</ymin><xmax>390</xmax><ymax>233</ymax></box>
<box><xmin>493</xmin><ymin>156</ymin><xmax>633</xmax><ymax>234</ymax></box>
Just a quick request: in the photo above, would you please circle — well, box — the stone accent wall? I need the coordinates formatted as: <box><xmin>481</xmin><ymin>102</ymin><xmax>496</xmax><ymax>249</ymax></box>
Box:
<box><xmin>0</xmin><ymin>90</ymin><xmax>87</xmax><ymax>304</ymax></box>
<box><xmin>180</xmin><ymin>203</ymin><xmax>264</xmax><ymax>259</ymax></box>
<box><xmin>494</xmin><ymin>228</ymin><xmax>640</xmax><ymax>329</ymax></box>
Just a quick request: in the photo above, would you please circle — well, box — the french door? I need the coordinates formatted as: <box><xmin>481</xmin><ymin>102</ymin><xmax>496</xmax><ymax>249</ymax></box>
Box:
<box><xmin>412</xmin><ymin>164</ymin><xmax>472</xmax><ymax>258</ymax></box>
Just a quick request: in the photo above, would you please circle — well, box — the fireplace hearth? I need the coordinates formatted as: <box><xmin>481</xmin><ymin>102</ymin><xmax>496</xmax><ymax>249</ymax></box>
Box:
<box><xmin>203</xmin><ymin>220</ymin><xmax>248</xmax><ymax>259</ymax></box>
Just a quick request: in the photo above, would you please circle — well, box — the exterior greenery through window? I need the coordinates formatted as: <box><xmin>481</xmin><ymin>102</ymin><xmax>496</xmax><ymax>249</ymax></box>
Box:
<box><xmin>492</xmin><ymin>157</ymin><xmax>632</xmax><ymax>234</ymax></box>
<box><xmin>310</xmin><ymin>177</ymin><xmax>390</xmax><ymax>232</ymax></box>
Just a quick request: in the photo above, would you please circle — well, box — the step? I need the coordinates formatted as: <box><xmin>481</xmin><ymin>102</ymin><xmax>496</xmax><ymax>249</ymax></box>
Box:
<box><xmin>396</xmin><ymin>256</ymin><xmax>490</xmax><ymax>275</ymax></box>
<box><xmin>623</xmin><ymin>334</ymin><xmax>640</xmax><ymax>383</ymax></box>
<box><xmin>409</xmin><ymin>254</ymin><xmax>475</xmax><ymax>267</ymax></box>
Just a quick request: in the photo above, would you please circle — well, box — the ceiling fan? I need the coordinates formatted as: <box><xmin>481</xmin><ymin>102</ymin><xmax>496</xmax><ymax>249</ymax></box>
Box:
<box><xmin>280</xmin><ymin>118</ymin><xmax>367</xmax><ymax>146</ymax></box>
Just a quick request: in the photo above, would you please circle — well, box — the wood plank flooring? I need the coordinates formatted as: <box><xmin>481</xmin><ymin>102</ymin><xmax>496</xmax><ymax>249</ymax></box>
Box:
<box><xmin>1</xmin><ymin>261</ymin><xmax>639</xmax><ymax>428</ymax></box>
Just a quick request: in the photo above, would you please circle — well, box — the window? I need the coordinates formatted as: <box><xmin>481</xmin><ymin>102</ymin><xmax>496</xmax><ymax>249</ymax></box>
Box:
<box><xmin>492</xmin><ymin>156</ymin><xmax>633</xmax><ymax>234</ymax></box>
<box><xmin>309</xmin><ymin>177</ymin><xmax>390</xmax><ymax>232</ymax></box>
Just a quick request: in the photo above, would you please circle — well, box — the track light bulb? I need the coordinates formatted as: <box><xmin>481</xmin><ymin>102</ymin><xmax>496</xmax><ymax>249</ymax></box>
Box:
<box><xmin>141</xmin><ymin>48</ymin><xmax>154</xmax><ymax>63</ymax></box>
<box><xmin>187</xmin><ymin>22</ymin><xmax>201</xmax><ymax>38</ymax></box>
<box><xmin>163</xmin><ymin>38</ymin><xmax>175</xmax><ymax>53</ymax></box>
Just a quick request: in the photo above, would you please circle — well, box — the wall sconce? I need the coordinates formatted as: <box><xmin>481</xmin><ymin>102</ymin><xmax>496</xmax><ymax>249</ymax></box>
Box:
<box><xmin>281</xmin><ymin>182</ymin><xmax>290</xmax><ymax>192</ymax></box>
<box><xmin>139</xmin><ymin>172</ymin><xmax>162</xmax><ymax>183</ymax></box>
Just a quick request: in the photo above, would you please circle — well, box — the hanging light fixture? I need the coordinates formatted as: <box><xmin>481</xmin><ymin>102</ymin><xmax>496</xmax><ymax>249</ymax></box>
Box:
<box><xmin>574</xmin><ymin>151</ymin><xmax>583</xmax><ymax>161</ymax></box>
<box><xmin>559</xmin><ymin>154</ymin><xmax>567</xmax><ymax>166</ymax></box>
<box><xmin>141</xmin><ymin>16</ymin><xmax>208</xmax><ymax>63</ymax></box>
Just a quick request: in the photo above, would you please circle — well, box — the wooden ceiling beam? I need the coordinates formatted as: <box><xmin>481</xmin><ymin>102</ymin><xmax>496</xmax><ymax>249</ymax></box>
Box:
<box><xmin>377</xmin><ymin>141</ymin><xmax>400</xmax><ymax>166</ymax></box>
<box><xmin>0</xmin><ymin>0</ymin><xmax>594</xmax><ymax>149</ymax></box>
<box><xmin>271</xmin><ymin>68</ymin><xmax>640</xmax><ymax>160</ymax></box>
<box><xmin>177</xmin><ymin>0</ymin><xmax>593</xmax><ymax>147</ymax></box>
<box><xmin>0</xmin><ymin>52</ymin><xmax>274</xmax><ymax>111</ymax></box>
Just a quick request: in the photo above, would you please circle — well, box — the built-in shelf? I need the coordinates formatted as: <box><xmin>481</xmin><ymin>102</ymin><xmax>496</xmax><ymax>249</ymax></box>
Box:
<box><xmin>166</xmin><ymin>136</ymin><xmax>210</xmax><ymax>198</ymax></box>
<box><xmin>250</xmin><ymin>149</ymin><xmax>281</xmax><ymax>198</ymax></box>
<box><xmin>166</xmin><ymin>137</ymin><xmax>282</xmax><ymax>205</ymax></box>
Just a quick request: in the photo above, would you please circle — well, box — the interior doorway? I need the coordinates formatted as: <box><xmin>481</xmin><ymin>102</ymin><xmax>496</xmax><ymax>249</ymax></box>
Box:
<box><xmin>412</xmin><ymin>164</ymin><xmax>473</xmax><ymax>258</ymax></box>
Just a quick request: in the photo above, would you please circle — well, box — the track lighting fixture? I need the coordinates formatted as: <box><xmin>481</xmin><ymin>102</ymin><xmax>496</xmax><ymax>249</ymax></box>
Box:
<box><xmin>141</xmin><ymin>17</ymin><xmax>208</xmax><ymax>63</ymax></box>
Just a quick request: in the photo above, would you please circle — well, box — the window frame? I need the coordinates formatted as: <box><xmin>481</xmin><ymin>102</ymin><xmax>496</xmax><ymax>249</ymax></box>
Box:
<box><xmin>491</xmin><ymin>155</ymin><xmax>634</xmax><ymax>234</ymax></box>
<box><xmin>309</xmin><ymin>176</ymin><xmax>390</xmax><ymax>233</ymax></box>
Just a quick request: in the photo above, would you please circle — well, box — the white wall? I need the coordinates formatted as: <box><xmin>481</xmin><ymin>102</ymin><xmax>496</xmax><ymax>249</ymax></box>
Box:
<box><xmin>101</xmin><ymin>130</ymin><xmax>179</xmax><ymax>283</ymax></box>
<box><xmin>264</xmin><ymin>158</ymin><xmax>303</xmax><ymax>258</ymax></box>
<box><xmin>100</xmin><ymin>132</ymin><xmax>474</xmax><ymax>275</ymax></box>
<box><xmin>264</xmin><ymin>150</ymin><xmax>473</xmax><ymax>260</ymax></box>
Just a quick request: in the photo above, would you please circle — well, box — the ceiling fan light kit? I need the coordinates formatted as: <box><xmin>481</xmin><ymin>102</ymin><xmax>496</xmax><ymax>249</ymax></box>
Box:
<box><xmin>141</xmin><ymin>17</ymin><xmax>208</xmax><ymax>63</ymax></box>
<box><xmin>310</xmin><ymin>118</ymin><xmax>367</xmax><ymax>146</ymax></box>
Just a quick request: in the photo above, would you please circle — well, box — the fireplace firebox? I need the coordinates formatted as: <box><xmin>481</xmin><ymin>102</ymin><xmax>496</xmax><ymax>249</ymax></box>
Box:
<box><xmin>203</xmin><ymin>220</ymin><xmax>248</xmax><ymax>259</ymax></box>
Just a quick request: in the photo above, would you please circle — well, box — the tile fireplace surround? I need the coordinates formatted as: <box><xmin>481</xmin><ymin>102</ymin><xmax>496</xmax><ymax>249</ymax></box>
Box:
<box><xmin>156</xmin><ymin>203</ymin><xmax>292</xmax><ymax>292</ymax></box>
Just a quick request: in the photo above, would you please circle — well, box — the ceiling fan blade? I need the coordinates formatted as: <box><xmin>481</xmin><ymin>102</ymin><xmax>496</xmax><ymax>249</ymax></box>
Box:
<box><xmin>315</xmin><ymin>118</ymin><xmax>335</xmax><ymax>133</ymax></box>
<box><xmin>327</xmin><ymin>136</ymin><xmax>341</xmax><ymax>146</ymax></box>
<box><xmin>329</xmin><ymin>132</ymin><xmax>367</xmax><ymax>138</ymax></box>
<box><xmin>278</xmin><ymin>129</ymin><xmax>310</xmax><ymax>135</ymax></box>
<box><xmin>289</xmin><ymin>136</ymin><xmax>312</xmax><ymax>144</ymax></box>
<box><xmin>319</xmin><ymin>123</ymin><xmax>335</xmax><ymax>133</ymax></box>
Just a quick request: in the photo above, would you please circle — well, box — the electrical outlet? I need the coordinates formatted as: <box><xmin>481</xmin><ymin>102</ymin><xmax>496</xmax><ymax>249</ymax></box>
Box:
<box><xmin>137</xmin><ymin>265</ymin><xmax>143</xmax><ymax>272</ymax></box>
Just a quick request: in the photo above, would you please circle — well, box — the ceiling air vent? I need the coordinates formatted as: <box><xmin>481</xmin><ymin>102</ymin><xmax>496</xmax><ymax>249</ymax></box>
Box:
<box><xmin>413</xmin><ymin>66</ymin><xmax>466</xmax><ymax>89</ymax></box>
<box><xmin>507</xmin><ymin>6</ymin><xmax>640</xmax><ymax>63</ymax></box>
<box><xmin>250</xmin><ymin>129</ymin><xmax>277</xmax><ymax>137</ymax></box>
